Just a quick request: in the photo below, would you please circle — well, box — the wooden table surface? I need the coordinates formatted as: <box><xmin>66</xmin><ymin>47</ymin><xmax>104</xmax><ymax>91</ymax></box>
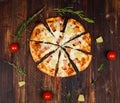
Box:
<box><xmin>0</xmin><ymin>0</ymin><xmax>120</xmax><ymax>103</ymax></box>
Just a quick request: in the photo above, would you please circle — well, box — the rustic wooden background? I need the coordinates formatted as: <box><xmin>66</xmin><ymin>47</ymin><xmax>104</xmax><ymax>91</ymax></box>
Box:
<box><xmin>0</xmin><ymin>0</ymin><xmax>120</xmax><ymax>103</ymax></box>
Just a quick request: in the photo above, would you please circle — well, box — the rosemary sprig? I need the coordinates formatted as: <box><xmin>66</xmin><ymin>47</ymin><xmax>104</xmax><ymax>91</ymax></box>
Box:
<box><xmin>14</xmin><ymin>5</ymin><xmax>46</xmax><ymax>39</ymax></box>
<box><xmin>8</xmin><ymin>62</ymin><xmax>26</xmax><ymax>76</ymax></box>
<box><xmin>54</xmin><ymin>7</ymin><xmax>94</xmax><ymax>23</ymax></box>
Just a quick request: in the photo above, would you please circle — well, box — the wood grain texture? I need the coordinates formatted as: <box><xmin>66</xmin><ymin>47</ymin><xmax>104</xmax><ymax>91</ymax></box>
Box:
<box><xmin>0</xmin><ymin>0</ymin><xmax>120</xmax><ymax>103</ymax></box>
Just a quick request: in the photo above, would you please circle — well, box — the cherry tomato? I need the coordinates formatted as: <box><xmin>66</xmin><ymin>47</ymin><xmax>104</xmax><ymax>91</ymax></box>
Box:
<box><xmin>107</xmin><ymin>51</ymin><xmax>117</xmax><ymax>61</ymax></box>
<box><xmin>9</xmin><ymin>43</ymin><xmax>19</xmax><ymax>53</ymax></box>
<box><xmin>42</xmin><ymin>91</ymin><xmax>53</xmax><ymax>101</ymax></box>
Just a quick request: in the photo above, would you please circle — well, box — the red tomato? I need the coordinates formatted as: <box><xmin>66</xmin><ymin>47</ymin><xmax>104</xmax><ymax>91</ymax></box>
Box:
<box><xmin>42</xmin><ymin>91</ymin><xmax>53</xmax><ymax>101</ymax></box>
<box><xmin>107</xmin><ymin>51</ymin><xmax>117</xmax><ymax>61</ymax></box>
<box><xmin>9</xmin><ymin>43</ymin><xmax>19</xmax><ymax>53</ymax></box>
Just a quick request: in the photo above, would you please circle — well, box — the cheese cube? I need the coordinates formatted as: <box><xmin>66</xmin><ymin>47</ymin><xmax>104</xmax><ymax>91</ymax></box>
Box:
<box><xmin>78</xmin><ymin>94</ymin><xmax>85</xmax><ymax>102</ymax></box>
<box><xmin>18</xmin><ymin>81</ymin><xmax>25</xmax><ymax>87</ymax></box>
<box><xmin>96</xmin><ymin>36</ymin><xmax>103</xmax><ymax>43</ymax></box>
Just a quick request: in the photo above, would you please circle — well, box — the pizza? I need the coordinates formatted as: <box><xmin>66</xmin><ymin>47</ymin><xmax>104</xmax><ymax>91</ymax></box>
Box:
<box><xmin>29</xmin><ymin>16</ymin><xmax>92</xmax><ymax>77</ymax></box>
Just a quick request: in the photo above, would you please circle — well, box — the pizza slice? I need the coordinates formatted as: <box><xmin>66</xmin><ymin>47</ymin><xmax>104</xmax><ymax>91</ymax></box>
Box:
<box><xmin>63</xmin><ymin>33</ymin><xmax>91</xmax><ymax>53</ymax></box>
<box><xmin>56</xmin><ymin>49</ymin><xmax>76</xmax><ymax>77</ymax></box>
<box><xmin>30</xmin><ymin>23</ymin><xmax>55</xmax><ymax>43</ymax></box>
<box><xmin>65</xmin><ymin>48</ymin><xmax>92</xmax><ymax>71</ymax></box>
<box><xmin>37</xmin><ymin>48</ymin><xmax>60</xmax><ymax>77</ymax></box>
<box><xmin>46</xmin><ymin>17</ymin><xmax>64</xmax><ymax>32</ymax></box>
<box><xmin>46</xmin><ymin>17</ymin><xmax>64</xmax><ymax>44</ymax></box>
<box><xmin>61</xmin><ymin>18</ymin><xmax>85</xmax><ymax>45</ymax></box>
<box><xmin>29</xmin><ymin>41</ymin><xmax>58</xmax><ymax>62</ymax></box>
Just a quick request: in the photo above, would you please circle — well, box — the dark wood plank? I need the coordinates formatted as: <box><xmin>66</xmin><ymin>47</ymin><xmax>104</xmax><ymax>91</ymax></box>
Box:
<box><xmin>0</xmin><ymin>0</ymin><xmax>120</xmax><ymax>103</ymax></box>
<box><xmin>0</xmin><ymin>0</ymin><xmax>14</xmax><ymax>103</ymax></box>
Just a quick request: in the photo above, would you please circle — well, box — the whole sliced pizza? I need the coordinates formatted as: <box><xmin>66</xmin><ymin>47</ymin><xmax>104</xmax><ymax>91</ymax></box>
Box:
<box><xmin>29</xmin><ymin>17</ymin><xmax>92</xmax><ymax>77</ymax></box>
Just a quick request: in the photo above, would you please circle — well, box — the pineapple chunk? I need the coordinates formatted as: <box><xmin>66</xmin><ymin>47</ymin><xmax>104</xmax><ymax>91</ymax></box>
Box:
<box><xmin>18</xmin><ymin>81</ymin><xmax>25</xmax><ymax>87</ymax></box>
<box><xmin>96</xmin><ymin>36</ymin><xmax>103</xmax><ymax>43</ymax></box>
<box><xmin>46</xmin><ymin>36</ymin><xmax>53</xmax><ymax>42</ymax></box>
<box><xmin>78</xmin><ymin>94</ymin><xmax>85</xmax><ymax>102</ymax></box>
<box><xmin>66</xmin><ymin>28</ymin><xmax>74</xmax><ymax>35</ymax></box>
<box><xmin>51</xmin><ymin>59</ymin><xmax>57</xmax><ymax>67</ymax></box>
<box><xmin>74</xmin><ymin>51</ymin><xmax>83</xmax><ymax>59</ymax></box>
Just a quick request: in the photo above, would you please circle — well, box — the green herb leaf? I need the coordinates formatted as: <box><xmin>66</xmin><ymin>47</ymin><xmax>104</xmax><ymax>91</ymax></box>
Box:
<box><xmin>8</xmin><ymin>62</ymin><xmax>26</xmax><ymax>76</ymax></box>
<box><xmin>98</xmin><ymin>64</ymin><xmax>104</xmax><ymax>72</ymax></box>
<box><xmin>66</xmin><ymin>91</ymin><xmax>71</xmax><ymax>99</ymax></box>
<box><xmin>91</xmin><ymin>78</ymin><xmax>97</xmax><ymax>85</ymax></box>
<box><xmin>14</xmin><ymin>5</ymin><xmax>46</xmax><ymax>39</ymax></box>
<box><xmin>83</xmin><ymin>17</ymin><xmax>94</xmax><ymax>23</ymax></box>
<box><xmin>54</xmin><ymin>7</ymin><xmax>94</xmax><ymax>23</ymax></box>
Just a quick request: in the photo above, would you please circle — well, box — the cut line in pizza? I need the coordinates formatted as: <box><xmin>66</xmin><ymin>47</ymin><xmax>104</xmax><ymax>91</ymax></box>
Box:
<box><xmin>29</xmin><ymin>17</ymin><xmax>92</xmax><ymax>77</ymax></box>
